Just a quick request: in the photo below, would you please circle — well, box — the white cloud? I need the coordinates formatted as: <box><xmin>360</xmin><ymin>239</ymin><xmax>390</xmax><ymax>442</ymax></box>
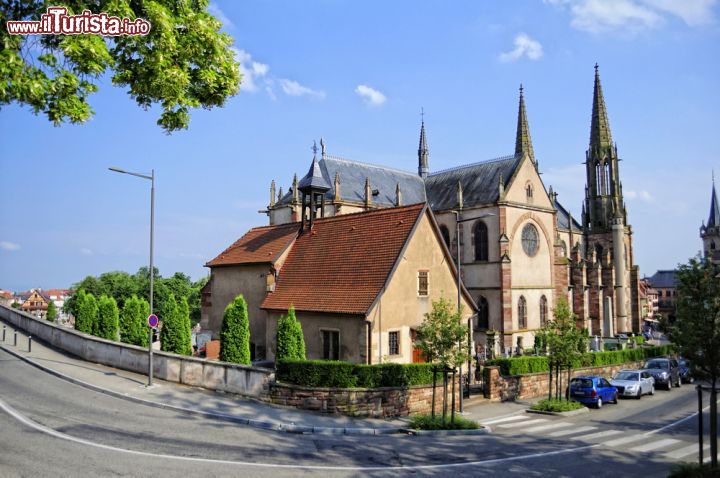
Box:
<box><xmin>79</xmin><ymin>248</ymin><xmax>93</xmax><ymax>256</ymax></box>
<box><xmin>278</xmin><ymin>79</ymin><xmax>326</xmax><ymax>99</ymax></box>
<box><xmin>625</xmin><ymin>189</ymin><xmax>654</xmax><ymax>202</ymax></box>
<box><xmin>499</xmin><ymin>33</ymin><xmax>544</xmax><ymax>62</ymax></box>
<box><xmin>355</xmin><ymin>84</ymin><xmax>387</xmax><ymax>106</ymax></box>
<box><xmin>233</xmin><ymin>48</ymin><xmax>270</xmax><ymax>93</ymax></box>
<box><xmin>208</xmin><ymin>2</ymin><xmax>233</xmax><ymax>29</ymax></box>
<box><xmin>546</xmin><ymin>0</ymin><xmax>716</xmax><ymax>33</ymax></box>
<box><xmin>0</xmin><ymin>241</ymin><xmax>20</xmax><ymax>251</ymax></box>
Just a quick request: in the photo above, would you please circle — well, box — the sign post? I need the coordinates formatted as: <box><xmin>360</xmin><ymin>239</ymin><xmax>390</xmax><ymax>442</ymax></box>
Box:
<box><xmin>147</xmin><ymin>314</ymin><xmax>158</xmax><ymax>386</ymax></box>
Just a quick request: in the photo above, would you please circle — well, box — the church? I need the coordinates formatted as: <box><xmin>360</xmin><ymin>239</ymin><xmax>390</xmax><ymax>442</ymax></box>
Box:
<box><xmin>201</xmin><ymin>65</ymin><xmax>642</xmax><ymax>362</ymax></box>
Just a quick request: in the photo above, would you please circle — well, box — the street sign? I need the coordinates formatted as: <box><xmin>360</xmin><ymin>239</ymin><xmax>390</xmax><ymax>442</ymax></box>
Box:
<box><xmin>147</xmin><ymin>314</ymin><xmax>158</xmax><ymax>328</ymax></box>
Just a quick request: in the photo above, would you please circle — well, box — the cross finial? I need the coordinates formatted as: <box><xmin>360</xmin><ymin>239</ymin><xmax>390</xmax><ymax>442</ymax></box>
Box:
<box><xmin>519</xmin><ymin>83</ymin><xmax>523</xmax><ymax>95</ymax></box>
<box><xmin>312</xmin><ymin>140</ymin><xmax>318</xmax><ymax>156</ymax></box>
<box><xmin>594</xmin><ymin>62</ymin><xmax>599</xmax><ymax>72</ymax></box>
<box><xmin>420</xmin><ymin>107</ymin><xmax>425</xmax><ymax>123</ymax></box>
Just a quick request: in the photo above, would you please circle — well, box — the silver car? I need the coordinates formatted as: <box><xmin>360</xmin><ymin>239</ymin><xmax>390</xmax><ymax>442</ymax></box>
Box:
<box><xmin>611</xmin><ymin>370</ymin><xmax>655</xmax><ymax>399</ymax></box>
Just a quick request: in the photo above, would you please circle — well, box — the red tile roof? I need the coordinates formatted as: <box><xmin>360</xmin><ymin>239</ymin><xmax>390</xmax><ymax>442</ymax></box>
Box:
<box><xmin>206</xmin><ymin>222</ymin><xmax>299</xmax><ymax>267</ymax></box>
<box><xmin>261</xmin><ymin>204</ymin><xmax>426</xmax><ymax>315</ymax></box>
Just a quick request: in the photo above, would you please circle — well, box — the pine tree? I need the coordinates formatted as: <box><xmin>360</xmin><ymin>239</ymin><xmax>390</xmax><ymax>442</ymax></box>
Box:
<box><xmin>46</xmin><ymin>301</ymin><xmax>57</xmax><ymax>322</ymax></box>
<box><xmin>276</xmin><ymin>305</ymin><xmax>306</xmax><ymax>362</ymax></box>
<box><xmin>177</xmin><ymin>296</ymin><xmax>193</xmax><ymax>356</ymax></box>
<box><xmin>97</xmin><ymin>295</ymin><xmax>120</xmax><ymax>341</ymax></box>
<box><xmin>75</xmin><ymin>291</ymin><xmax>98</xmax><ymax>335</ymax></box>
<box><xmin>220</xmin><ymin>295</ymin><xmax>251</xmax><ymax>365</ymax></box>
<box><xmin>160</xmin><ymin>294</ymin><xmax>184</xmax><ymax>354</ymax></box>
<box><xmin>119</xmin><ymin>295</ymin><xmax>149</xmax><ymax>347</ymax></box>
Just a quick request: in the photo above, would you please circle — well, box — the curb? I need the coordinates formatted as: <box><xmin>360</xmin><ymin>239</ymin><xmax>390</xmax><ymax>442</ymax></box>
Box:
<box><xmin>409</xmin><ymin>427</ymin><xmax>490</xmax><ymax>436</ymax></box>
<box><xmin>0</xmin><ymin>343</ymin><xmax>405</xmax><ymax>437</ymax></box>
<box><xmin>526</xmin><ymin>407</ymin><xmax>589</xmax><ymax>417</ymax></box>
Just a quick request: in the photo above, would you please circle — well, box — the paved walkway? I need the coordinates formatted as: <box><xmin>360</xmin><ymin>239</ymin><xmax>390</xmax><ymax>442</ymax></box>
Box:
<box><xmin>0</xmin><ymin>319</ymin><xmax>525</xmax><ymax>433</ymax></box>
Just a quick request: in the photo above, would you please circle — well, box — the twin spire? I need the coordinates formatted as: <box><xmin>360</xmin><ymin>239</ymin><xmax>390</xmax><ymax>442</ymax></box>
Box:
<box><xmin>590</xmin><ymin>63</ymin><xmax>613</xmax><ymax>150</ymax></box>
<box><xmin>418</xmin><ymin>112</ymin><xmax>429</xmax><ymax>179</ymax></box>
<box><xmin>515</xmin><ymin>84</ymin><xmax>536</xmax><ymax>165</ymax></box>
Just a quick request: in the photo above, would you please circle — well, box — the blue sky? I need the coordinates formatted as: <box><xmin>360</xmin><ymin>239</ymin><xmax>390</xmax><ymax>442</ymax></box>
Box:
<box><xmin>1</xmin><ymin>0</ymin><xmax>719</xmax><ymax>291</ymax></box>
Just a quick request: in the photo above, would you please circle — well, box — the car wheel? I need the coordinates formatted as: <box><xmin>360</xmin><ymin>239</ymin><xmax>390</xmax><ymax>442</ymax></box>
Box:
<box><xmin>649</xmin><ymin>385</ymin><xmax>655</xmax><ymax>396</ymax></box>
<box><xmin>666</xmin><ymin>382</ymin><xmax>672</xmax><ymax>391</ymax></box>
<box><xmin>636</xmin><ymin>389</ymin><xmax>642</xmax><ymax>400</ymax></box>
<box><xmin>675</xmin><ymin>378</ymin><xmax>682</xmax><ymax>388</ymax></box>
<box><xmin>596</xmin><ymin>397</ymin><xmax>603</xmax><ymax>409</ymax></box>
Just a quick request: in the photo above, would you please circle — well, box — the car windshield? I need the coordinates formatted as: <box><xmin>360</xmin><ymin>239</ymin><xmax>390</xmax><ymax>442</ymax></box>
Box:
<box><xmin>614</xmin><ymin>372</ymin><xmax>638</xmax><ymax>381</ymax></box>
<box><xmin>571</xmin><ymin>378</ymin><xmax>594</xmax><ymax>388</ymax></box>
<box><xmin>679</xmin><ymin>360</ymin><xmax>688</xmax><ymax>367</ymax></box>
<box><xmin>645</xmin><ymin>361</ymin><xmax>668</xmax><ymax>369</ymax></box>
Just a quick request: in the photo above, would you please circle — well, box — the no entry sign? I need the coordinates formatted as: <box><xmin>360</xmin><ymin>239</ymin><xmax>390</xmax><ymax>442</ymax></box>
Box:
<box><xmin>147</xmin><ymin>314</ymin><xmax>158</xmax><ymax>328</ymax></box>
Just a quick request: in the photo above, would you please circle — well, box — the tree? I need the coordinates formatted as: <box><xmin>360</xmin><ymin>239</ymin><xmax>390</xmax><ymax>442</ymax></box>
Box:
<box><xmin>188</xmin><ymin>276</ymin><xmax>209</xmax><ymax>326</ymax></box>
<box><xmin>177</xmin><ymin>296</ymin><xmax>193</xmax><ymax>356</ymax></box>
<box><xmin>75</xmin><ymin>290</ymin><xmax>98</xmax><ymax>335</ymax></box>
<box><xmin>541</xmin><ymin>297</ymin><xmax>583</xmax><ymax>401</ymax></box>
<box><xmin>220</xmin><ymin>295</ymin><xmax>251</xmax><ymax>365</ymax></box>
<box><xmin>1</xmin><ymin>0</ymin><xmax>240</xmax><ymax>132</ymax></box>
<box><xmin>159</xmin><ymin>294</ymin><xmax>187</xmax><ymax>355</ymax></box>
<box><xmin>416</xmin><ymin>298</ymin><xmax>469</xmax><ymax>423</ymax></box>
<box><xmin>275</xmin><ymin>305</ymin><xmax>306</xmax><ymax>362</ymax></box>
<box><xmin>46</xmin><ymin>301</ymin><xmax>57</xmax><ymax>322</ymax></box>
<box><xmin>663</xmin><ymin>257</ymin><xmax>720</xmax><ymax>468</ymax></box>
<box><xmin>97</xmin><ymin>295</ymin><xmax>119</xmax><ymax>341</ymax></box>
<box><xmin>119</xmin><ymin>295</ymin><xmax>149</xmax><ymax>347</ymax></box>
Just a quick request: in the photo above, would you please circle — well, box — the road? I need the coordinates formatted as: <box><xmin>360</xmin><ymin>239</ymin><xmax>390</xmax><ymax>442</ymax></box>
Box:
<box><xmin>0</xmin><ymin>347</ymin><xmax>716</xmax><ymax>477</ymax></box>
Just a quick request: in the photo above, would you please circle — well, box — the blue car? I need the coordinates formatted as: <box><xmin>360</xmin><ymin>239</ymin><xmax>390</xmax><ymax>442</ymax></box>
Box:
<box><xmin>568</xmin><ymin>376</ymin><xmax>618</xmax><ymax>408</ymax></box>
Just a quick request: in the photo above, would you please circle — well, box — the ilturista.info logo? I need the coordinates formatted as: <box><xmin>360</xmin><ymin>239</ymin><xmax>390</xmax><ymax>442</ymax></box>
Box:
<box><xmin>7</xmin><ymin>7</ymin><xmax>151</xmax><ymax>36</ymax></box>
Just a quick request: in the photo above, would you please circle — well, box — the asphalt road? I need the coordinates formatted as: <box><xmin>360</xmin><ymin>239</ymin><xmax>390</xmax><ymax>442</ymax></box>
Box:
<box><xmin>0</xmin><ymin>348</ymin><xmax>716</xmax><ymax>478</ymax></box>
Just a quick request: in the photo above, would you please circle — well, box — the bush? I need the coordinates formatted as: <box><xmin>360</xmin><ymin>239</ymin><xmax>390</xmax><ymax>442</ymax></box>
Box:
<box><xmin>409</xmin><ymin>413</ymin><xmax>478</xmax><ymax>430</ymax></box>
<box><xmin>97</xmin><ymin>295</ymin><xmax>119</xmax><ymax>341</ymax></box>
<box><xmin>275</xmin><ymin>305</ymin><xmax>306</xmax><ymax>362</ymax></box>
<box><xmin>46</xmin><ymin>301</ymin><xmax>57</xmax><ymax>322</ymax></box>
<box><xmin>531</xmin><ymin>399</ymin><xmax>584</xmax><ymax>412</ymax></box>
<box><xmin>220</xmin><ymin>295</ymin><xmax>251</xmax><ymax>364</ymax></box>
<box><xmin>668</xmin><ymin>463</ymin><xmax>720</xmax><ymax>478</ymax></box>
<box><xmin>119</xmin><ymin>295</ymin><xmax>149</xmax><ymax>347</ymax></box>
<box><xmin>276</xmin><ymin>360</ymin><xmax>438</xmax><ymax>388</ymax></box>
<box><xmin>486</xmin><ymin>356</ymin><xmax>549</xmax><ymax>375</ymax></box>
<box><xmin>75</xmin><ymin>290</ymin><xmax>98</xmax><ymax>335</ymax></box>
<box><xmin>160</xmin><ymin>294</ymin><xmax>190</xmax><ymax>356</ymax></box>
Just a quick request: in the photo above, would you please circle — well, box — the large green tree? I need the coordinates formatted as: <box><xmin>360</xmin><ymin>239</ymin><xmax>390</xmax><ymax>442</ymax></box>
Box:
<box><xmin>1</xmin><ymin>0</ymin><xmax>240</xmax><ymax>132</ymax></box>
<box><xmin>275</xmin><ymin>305</ymin><xmax>306</xmax><ymax>363</ymax></box>
<box><xmin>96</xmin><ymin>295</ymin><xmax>119</xmax><ymax>341</ymax></box>
<box><xmin>119</xmin><ymin>295</ymin><xmax>149</xmax><ymax>347</ymax></box>
<box><xmin>663</xmin><ymin>257</ymin><xmax>720</xmax><ymax>468</ymax></box>
<box><xmin>74</xmin><ymin>290</ymin><xmax>98</xmax><ymax>335</ymax></box>
<box><xmin>220</xmin><ymin>295</ymin><xmax>251</xmax><ymax>365</ymax></box>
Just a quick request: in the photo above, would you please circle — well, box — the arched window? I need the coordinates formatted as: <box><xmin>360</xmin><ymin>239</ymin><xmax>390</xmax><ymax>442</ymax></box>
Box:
<box><xmin>474</xmin><ymin>221</ymin><xmax>488</xmax><ymax>261</ymax></box>
<box><xmin>539</xmin><ymin>295</ymin><xmax>548</xmax><ymax>327</ymax></box>
<box><xmin>518</xmin><ymin>296</ymin><xmax>527</xmax><ymax>329</ymax></box>
<box><xmin>560</xmin><ymin>240</ymin><xmax>567</xmax><ymax>257</ymax></box>
<box><xmin>595</xmin><ymin>244</ymin><xmax>603</xmax><ymax>263</ymax></box>
<box><xmin>526</xmin><ymin>184</ymin><xmax>533</xmax><ymax>203</ymax></box>
<box><xmin>477</xmin><ymin>296</ymin><xmax>489</xmax><ymax>329</ymax></box>
<box><xmin>439</xmin><ymin>225</ymin><xmax>451</xmax><ymax>249</ymax></box>
<box><xmin>711</xmin><ymin>241</ymin><xmax>716</xmax><ymax>250</ymax></box>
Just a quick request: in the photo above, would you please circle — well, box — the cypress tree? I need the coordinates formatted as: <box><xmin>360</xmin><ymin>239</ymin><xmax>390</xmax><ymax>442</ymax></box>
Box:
<box><xmin>75</xmin><ymin>291</ymin><xmax>98</xmax><ymax>335</ymax></box>
<box><xmin>220</xmin><ymin>295</ymin><xmax>251</xmax><ymax>365</ymax></box>
<box><xmin>160</xmin><ymin>294</ymin><xmax>184</xmax><ymax>354</ymax></box>
<box><xmin>97</xmin><ymin>295</ymin><xmax>120</xmax><ymax>341</ymax></box>
<box><xmin>177</xmin><ymin>296</ymin><xmax>193</xmax><ymax>356</ymax></box>
<box><xmin>120</xmin><ymin>295</ymin><xmax>149</xmax><ymax>347</ymax></box>
<box><xmin>46</xmin><ymin>301</ymin><xmax>57</xmax><ymax>322</ymax></box>
<box><xmin>276</xmin><ymin>305</ymin><xmax>305</xmax><ymax>362</ymax></box>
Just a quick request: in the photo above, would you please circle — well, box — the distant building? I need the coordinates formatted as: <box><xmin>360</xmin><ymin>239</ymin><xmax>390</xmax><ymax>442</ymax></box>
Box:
<box><xmin>19</xmin><ymin>289</ymin><xmax>51</xmax><ymax>318</ymax></box>
<box><xmin>700</xmin><ymin>177</ymin><xmax>720</xmax><ymax>265</ymax></box>
<box><xmin>646</xmin><ymin>270</ymin><xmax>677</xmax><ymax>322</ymax></box>
<box><xmin>639</xmin><ymin>278</ymin><xmax>658</xmax><ymax>324</ymax></box>
<box><xmin>0</xmin><ymin>290</ymin><xmax>14</xmax><ymax>307</ymax></box>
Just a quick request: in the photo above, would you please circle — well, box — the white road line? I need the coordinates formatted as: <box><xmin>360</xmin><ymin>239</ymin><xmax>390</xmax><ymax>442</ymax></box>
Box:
<box><xmin>604</xmin><ymin>435</ymin><xmax>647</xmax><ymax>447</ymax></box>
<box><xmin>549</xmin><ymin>426</ymin><xmax>597</xmax><ymax>438</ymax></box>
<box><xmin>481</xmin><ymin>415</ymin><xmax>528</xmax><ymax>425</ymax></box>
<box><xmin>524</xmin><ymin>422</ymin><xmax>572</xmax><ymax>433</ymax></box>
<box><xmin>497</xmin><ymin>419</ymin><xmax>548</xmax><ymax>429</ymax></box>
<box><xmin>570</xmin><ymin>429</ymin><xmax>622</xmax><ymax>441</ymax></box>
<box><xmin>664</xmin><ymin>443</ymin><xmax>710</xmax><ymax>460</ymax></box>
<box><xmin>631</xmin><ymin>438</ymin><xmax>680</xmax><ymax>453</ymax></box>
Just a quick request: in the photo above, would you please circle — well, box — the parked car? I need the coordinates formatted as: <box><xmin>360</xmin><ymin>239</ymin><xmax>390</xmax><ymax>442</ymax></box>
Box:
<box><xmin>610</xmin><ymin>369</ymin><xmax>655</xmax><ymax>399</ymax></box>
<box><xmin>568</xmin><ymin>376</ymin><xmax>618</xmax><ymax>408</ymax></box>
<box><xmin>678</xmin><ymin>358</ymin><xmax>694</xmax><ymax>384</ymax></box>
<box><xmin>642</xmin><ymin>357</ymin><xmax>681</xmax><ymax>390</ymax></box>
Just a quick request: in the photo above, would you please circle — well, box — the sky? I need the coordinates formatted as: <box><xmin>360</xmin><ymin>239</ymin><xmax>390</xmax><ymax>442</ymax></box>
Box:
<box><xmin>1</xmin><ymin>0</ymin><xmax>719</xmax><ymax>292</ymax></box>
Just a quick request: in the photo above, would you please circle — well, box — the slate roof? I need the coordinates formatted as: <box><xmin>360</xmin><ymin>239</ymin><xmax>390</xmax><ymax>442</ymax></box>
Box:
<box><xmin>277</xmin><ymin>155</ymin><xmax>426</xmax><ymax>208</ymax></box>
<box><xmin>647</xmin><ymin>270</ymin><xmax>677</xmax><ymax>289</ymax></box>
<box><xmin>554</xmin><ymin>198</ymin><xmax>582</xmax><ymax>232</ymax></box>
<box><xmin>424</xmin><ymin>155</ymin><xmax>520</xmax><ymax>211</ymax></box>
<box><xmin>261</xmin><ymin>204</ymin><xmax>426</xmax><ymax>315</ymax></box>
<box><xmin>206</xmin><ymin>222</ymin><xmax>298</xmax><ymax>267</ymax></box>
<box><xmin>297</xmin><ymin>157</ymin><xmax>331</xmax><ymax>192</ymax></box>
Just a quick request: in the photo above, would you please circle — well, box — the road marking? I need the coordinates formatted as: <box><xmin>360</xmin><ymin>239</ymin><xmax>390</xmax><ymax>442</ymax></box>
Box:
<box><xmin>549</xmin><ymin>426</ymin><xmax>597</xmax><ymax>437</ymax></box>
<box><xmin>497</xmin><ymin>419</ymin><xmax>548</xmax><ymax>429</ymax></box>
<box><xmin>604</xmin><ymin>435</ymin><xmax>647</xmax><ymax>447</ymax></box>
<box><xmin>570</xmin><ymin>429</ymin><xmax>622</xmax><ymax>441</ymax></box>
<box><xmin>631</xmin><ymin>439</ymin><xmax>680</xmax><ymax>453</ymax></box>
<box><xmin>664</xmin><ymin>443</ymin><xmax>709</xmax><ymax>460</ymax></box>
<box><xmin>481</xmin><ymin>415</ymin><xmax>527</xmax><ymax>425</ymax></box>
<box><xmin>523</xmin><ymin>422</ymin><xmax>572</xmax><ymax>433</ymax></box>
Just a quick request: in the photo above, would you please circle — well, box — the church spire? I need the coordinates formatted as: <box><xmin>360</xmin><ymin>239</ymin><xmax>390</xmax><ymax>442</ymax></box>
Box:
<box><xmin>418</xmin><ymin>108</ymin><xmax>429</xmax><ymax>179</ymax></box>
<box><xmin>590</xmin><ymin>63</ymin><xmax>613</xmax><ymax>150</ymax></box>
<box><xmin>514</xmin><ymin>84</ymin><xmax>535</xmax><ymax>165</ymax></box>
<box><xmin>707</xmin><ymin>174</ymin><xmax>719</xmax><ymax>228</ymax></box>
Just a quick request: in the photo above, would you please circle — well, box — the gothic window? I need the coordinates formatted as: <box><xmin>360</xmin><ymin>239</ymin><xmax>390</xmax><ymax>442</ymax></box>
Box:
<box><xmin>526</xmin><ymin>184</ymin><xmax>533</xmax><ymax>203</ymax></box>
<box><xmin>596</xmin><ymin>163</ymin><xmax>602</xmax><ymax>195</ymax></box>
<box><xmin>712</xmin><ymin>241</ymin><xmax>716</xmax><ymax>250</ymax></box>
<box><xmin>540</xmin><ymin>295</ymin><xmax>548</xmax><ymax>327</ymax></box>
<box><xmin>439</xmin><ymin>225</ymin><xmax>451</xmax><ymax>249</ymax></box>
<box><xmin>605</xmin><ymin>163</ymin><xmax>612</xmax><ymax>195</ymax></box>
<box><xmin>518</xmin><ymin>296</ymin><xmax>527</xmax><ymax>329</ymax></box>
<box><xmin>560</xmin><ymin>240</ymin><xmax>567</xmax><ymax>257</ymax></box>
<box><xmin>521</xmin><ymin>223</ymin><xmax>539</xmax><ymax>257</ymax></box>
<box><xmin>474</xmin><ymin>221</ymin><xmax>489</xmax><ymax>261</ymax></box>
<box><xmin>596</xmin><ymin>244</ymin><xmax>604</xmax><ymax>263</ymax></box>
<box><xmin>477</xmin><ymin>296</ymin><xmax>489</xmax><ymax>329</ymax></box>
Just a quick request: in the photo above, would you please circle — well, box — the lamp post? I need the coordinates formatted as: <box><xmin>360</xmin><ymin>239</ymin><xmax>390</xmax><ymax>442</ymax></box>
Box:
<box><xmin>452</xmin><ymin>211</ymin><xmax>495</xmax><ymax>413</ymax></box>
<box><xmin>109</xmin><ymin>167</ymin><xmax>155</xmax><ymax>387</ymax></box>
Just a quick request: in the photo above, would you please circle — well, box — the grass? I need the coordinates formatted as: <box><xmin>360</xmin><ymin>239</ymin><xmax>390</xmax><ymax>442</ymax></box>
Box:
<box><xmin>530</xmin><ymin>398</ymin><xmax>585</xmax><ymax>413</ymax></box>
<box><xmin>408</xmin><ymin>413</ymin><xmax>479</xmax><ymax>430</ymax></box>
<box><xmin>668</xmin><ymin>463</ymin><xmax>720</xmax><ymax>478</ymax></box>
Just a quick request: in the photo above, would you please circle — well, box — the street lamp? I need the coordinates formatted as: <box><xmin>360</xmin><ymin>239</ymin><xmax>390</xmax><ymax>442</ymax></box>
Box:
<box><xmin>452</xmin><ymin>210</ymin><xmax>495</xmax><ymax>413</ymax></box>
<box><xmin>109</xmin><ymin>166</ymin><xmax>155</xmax><ymax>387</ymax></box>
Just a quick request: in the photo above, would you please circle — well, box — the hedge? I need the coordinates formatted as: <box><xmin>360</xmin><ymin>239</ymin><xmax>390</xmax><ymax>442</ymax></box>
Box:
<box><xmin>276</xmin><ymin>360</ymin><xmax>438</xmax><ymax>388</ymax></box>
<box><xmin>487</xmin><ymin>345</ymin><xmax>674</xmax><ymax>376</ymax></box>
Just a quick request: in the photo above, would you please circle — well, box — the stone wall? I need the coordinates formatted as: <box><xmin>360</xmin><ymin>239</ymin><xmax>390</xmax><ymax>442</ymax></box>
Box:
<box><xmin>484</xmin><ymin>360</ymin><xmax>645</xmax><ymax>401</ymax></box>
<box><xmin>270</xmin><ymin>381</ymin><xmax>460</xmax><ymax>418</ymax></box>
<box><xmin>0</xmin><ymin>305</ymin><xmax>274</xmax><ymax>399</ymax></box>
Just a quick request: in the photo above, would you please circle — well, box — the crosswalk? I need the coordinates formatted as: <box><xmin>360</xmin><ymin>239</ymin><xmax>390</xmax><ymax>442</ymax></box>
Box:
<box><xmin>481</xmin><ymin>413</ymin><xmax>717</xmax><ymax>462</ymax></box>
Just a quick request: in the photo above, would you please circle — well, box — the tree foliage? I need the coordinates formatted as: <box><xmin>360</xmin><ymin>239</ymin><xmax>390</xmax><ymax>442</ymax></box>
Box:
<box><xmin>96</xmin><ymin>295</ymin><xmax>119</xmax><ymax>341</ymax></box>
<box><xmin>119</xmin><ymin>295</ymin><xmax>149</xmax><ymax>347</ymax></box>
<box><xmin>220</xmin><ymin>295</ymin><xmax>251</xmax><ymax>365</ymax></box>
<box><xmin>74</xmin><ymin>290</ymin><xmax>98</xmax><ymax>335</ymax></box>
<box><xmin>416</xmin><ymin>298</ymin><xmax>469</xmax><ymax>369</ymax></box>
<box><xmin>538</xmin><ymin>297</ymin><xmax>583</xmax><ymax>400</ymax></box>
<box><xmin>46</xmin><ymin>300</ymin><xmax>57</xmax><ymax>322</ymax></box>
<box><xmin>276</xmin><ymin>305</ymin><xmax>306</xmax><ymax>362</ymax></box>
<box><xmin>0</xmin><ymin>0</ymin><xmax>240</xmax><ymax>132</ymax></box>
<box><xmin>177</xmin><ymin>295</ymin><xmax>193</xmax><ymax>356</ymax></box>
<box><xmin>159</xmin><ymin>294</ymin><xmax>188</xmax><ymax>355</ymax></box>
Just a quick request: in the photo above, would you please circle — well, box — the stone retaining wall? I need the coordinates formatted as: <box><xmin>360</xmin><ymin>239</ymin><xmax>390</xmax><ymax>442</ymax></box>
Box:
<box><xmin>0</xmin><ymin>305</ymin><xmax>273</xmax><ymax>398</ymax></box>
<box><xmin>483</xmin><ymin>361</ymin><xmax>646</xmax><ymax>401</ymax></box>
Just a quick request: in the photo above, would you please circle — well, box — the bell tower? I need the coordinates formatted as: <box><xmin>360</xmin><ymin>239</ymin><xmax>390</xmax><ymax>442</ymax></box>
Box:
<box><xmin>298</xmin><ymin>142</ymin><xmax>331</xmax><ymax>232</ymax></box>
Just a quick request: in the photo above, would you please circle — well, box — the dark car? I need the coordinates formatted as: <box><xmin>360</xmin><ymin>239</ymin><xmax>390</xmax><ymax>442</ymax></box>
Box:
<box><xmin>568</xmin><ymin>376</ymin><xmax>618</xmax><ymax>408</ymax></box>
<box><xmin>678</xmin><ymin>358</ymin><xmax>694</xmax><ymax>384</ymax></box>
<box><xmin>642</xmin><ymin>357</ymin><xmax>681</xmax><ymax>390</ymax></box>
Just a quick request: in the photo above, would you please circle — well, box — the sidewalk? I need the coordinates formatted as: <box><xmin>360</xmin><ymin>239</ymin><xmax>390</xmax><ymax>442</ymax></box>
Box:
<box><xmin>0</xmin><ymin>319</ymin><xmax>525</xmax><ymax>434</ymax></box>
